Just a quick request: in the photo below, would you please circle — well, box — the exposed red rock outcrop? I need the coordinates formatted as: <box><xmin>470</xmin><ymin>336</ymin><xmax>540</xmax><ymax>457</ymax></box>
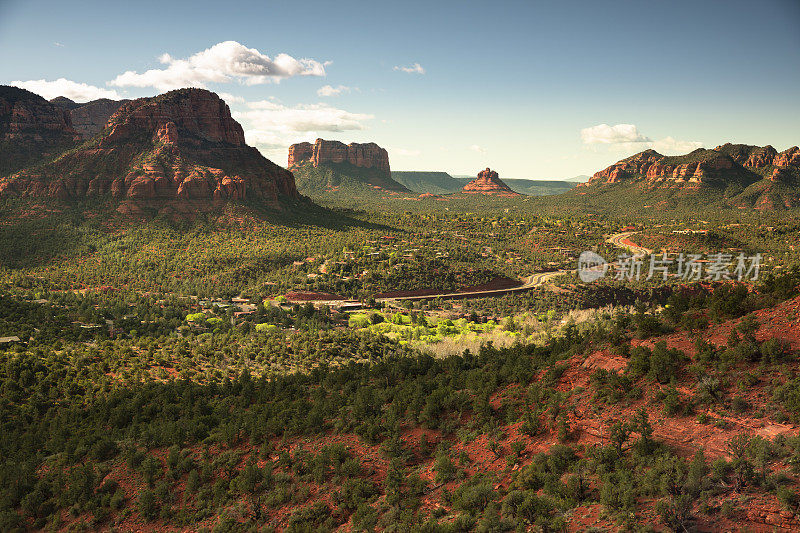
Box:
<box><xmin>287</xmin><ymin>142</ymin><xmax>314</xmax><ymax>168</ymax></box>
<box><xmin>288</xmin><ymin>139</ymin><xmax>390</xmax><ymax>173</ymax></box>
<box><xmin>0</xmin><ymin>89</ymin><xmax>300</xmax><ymax>211</ymax></box>
<box><xmin>0</xmin><ymin>86</ymin><xmax>81</xmax><ymax>175</ymax></box>
<box><xmin>584</xmin><ymin>144</ymin><xmax>800</xmax><ymax>190</ymax></box>
<box><xmin>774</xmin><ymin>146</ymin><xmax>800</xmax><ymax>167</ymax></box>
<box><xmin>288</xmin><ymin>138</ymin><xmax>410</xmax><ymax>193</ymax></box>
<box><xmin>52</xmin><ymin>97</ymin><xmax>130</xmax><ymax>139</ymax></box>
<box><xmin>461</xmin><ymin>168</ymin><xmax>521</xmax><ymax>197</ymax></box>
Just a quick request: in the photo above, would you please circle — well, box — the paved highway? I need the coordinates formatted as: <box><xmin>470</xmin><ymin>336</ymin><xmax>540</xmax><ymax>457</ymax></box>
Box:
<box><xmin>605</xmin><ymin>231</ymin><xmax>652</xmax><ymax>257</ymax></box>
<box><xmin>375</xmin><ymin>231</ymin><xmax>648</xmax><ymax>303</ymax></box>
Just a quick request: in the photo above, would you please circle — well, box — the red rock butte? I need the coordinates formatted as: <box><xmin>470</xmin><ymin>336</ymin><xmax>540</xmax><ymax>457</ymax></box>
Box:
<box><xmin>288</xmin><ymin>139</ymin><xmax>390</xmax><ymax>175</ymax></box>
<box><xmin>0</xmin><ymin>88</ymin><xmax>300</xmax><ymax>213</ymax></box>
<box><xmin>462</xmin><ymin>168</ymin><xmax>521</xmax><ymax>197</ymax></box>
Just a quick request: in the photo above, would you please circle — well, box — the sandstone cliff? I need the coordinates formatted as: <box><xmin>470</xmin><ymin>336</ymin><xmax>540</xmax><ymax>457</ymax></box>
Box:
<box><xmin>462</xmin><ymin>168</ymin><xmax>521</xmax><ymax>197</ymax></box>
<box><xmin>0</xmin><ymin>88</ymin><xmax>299</xmax><ymax>212</ymax></box>
<box><xmin>0</xmin><ymin>86</ymin><xmax>81</xmax><ymax>175</ymax></box>
<box><xmin>289</xmin><ymin>139</ymin><xmax>391</xmax><ymax>173</ymax></box>
<box><xmin>581</xmin><ymin>143</ymin><xmax>800</xmax><ymax>209</ymax></box>
<box><xmin>584</xmin><ymin>144</ymin><xmax>799</xmax><ymax>189</ymax></box>
<box><xmin>52</xmin><ymin>97</ymin><xmax>130</xmax><ymax>139</ymax></box>
<box><xmin>288</xmin><ymin>139</ymin><xmax>408</xmax><ymax>193</ymax></box>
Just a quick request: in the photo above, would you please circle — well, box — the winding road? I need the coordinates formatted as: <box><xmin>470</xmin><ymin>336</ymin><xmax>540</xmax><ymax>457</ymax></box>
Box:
<box><xmin>375</xmin><ymin>231</ymin><xmax>649</xmax><ymax>303</ymax></box>
<box><xmin>605</xmin><ymin>231</ymin><xmax>652</xmax><ymax>257</ymax></box>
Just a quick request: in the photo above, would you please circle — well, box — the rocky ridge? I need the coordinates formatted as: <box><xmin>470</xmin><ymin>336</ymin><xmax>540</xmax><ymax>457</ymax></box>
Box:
<box><xmin>584</xmin><ymin>144</ymin><xmax>800</xmax><ymax>188</ymax></box>
<box><xmin>582</xmin><ymin>143</ymin><xmax>800</xmax><ymax>209</ymax></box>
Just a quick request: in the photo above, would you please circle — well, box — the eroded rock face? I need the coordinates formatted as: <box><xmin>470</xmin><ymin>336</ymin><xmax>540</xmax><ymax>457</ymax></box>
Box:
<box><xmin>0</xmin><ymin>88</ymin><xmax>299</xmax><ymax>208</ymax></box>
<box><xmin>584</xmin><ymin>144</ymin><xmax>800</xmax><ymax>189</ymax></box>
<box><xmin>0</xmin><ymin>86</ymin><xmax>81</xmax><ymax>175</ymax></box>
<box><xmin>774</xmin><ymin>146</ymin><xmax>800</xmax><ymax>167</ymax></box>
<box><xmin>51</xmin><ymin>97</ymin><xmax>130</xmax><ymax>139</ymax></box>
<box><xmin>288</xmin><ymin>142</ymin><xmax>314</xmax><ymax>168</ymax></box>
<box><xmin>288</xmin><ymin>139</ymin><xmax>390</xmax><ymax>172</ymax></box>
<box><xmin>462</xmin><ymin>168</ymin><xmax>521</xmax><ymax>197</ymax></box>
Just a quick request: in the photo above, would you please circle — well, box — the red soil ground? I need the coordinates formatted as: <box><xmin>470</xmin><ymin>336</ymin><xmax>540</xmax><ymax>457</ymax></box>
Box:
<box><xmin>54</xmin><ymin>295</ymin><xmax>800</xmax><ymax>532</ymax></box>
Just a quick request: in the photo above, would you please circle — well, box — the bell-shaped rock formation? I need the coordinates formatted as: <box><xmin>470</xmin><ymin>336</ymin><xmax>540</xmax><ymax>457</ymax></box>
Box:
<box><xmin>462</xmin><ymin>168</ymin><xmax>521</xmax><ymax>197</ymax></box>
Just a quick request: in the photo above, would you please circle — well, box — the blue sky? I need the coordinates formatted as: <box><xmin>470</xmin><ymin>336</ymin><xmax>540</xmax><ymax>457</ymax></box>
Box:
<box><xmin>1</xmin><ymin>0</ymin><xmax>798</xmax><ymax>179</ymax></box>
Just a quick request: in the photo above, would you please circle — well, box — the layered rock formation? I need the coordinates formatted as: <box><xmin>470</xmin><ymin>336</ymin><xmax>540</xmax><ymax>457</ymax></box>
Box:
<box><xmin>584</xmin><ymin>144</ymin><xmax>800</xmax><ymax>189</ymax></box>
<box><xmin>462</xmin><ymin>168</ymin><xmax>521</xmax><ymax>197</ymax></box>
<box><xmin>581</xmin><ymin>143</ymin><xmax>800</xmax><ymax>210</ymax></box>
<box><xmin>288</xmin><ymin>139</ymin><xmax>409</xmax><ymax>193</ymax></box>
<box><xmin>288</xmin><ymin>139</ymin><xmax>390</xmax><ymax>173</ymax></box>
<box><xmin>0</xmin><ymin>88</ymin><xmax>299</xmax><ymax>211</ymax></box>
<box><xmin>51</xmin><ymin>97</ymin><xmax>130</xmax><ymax>139</ymax></box>
<box><xmin>0</xmin><ymin>86</ymin><xmax>82</xmax><ymax>175</ymax></box>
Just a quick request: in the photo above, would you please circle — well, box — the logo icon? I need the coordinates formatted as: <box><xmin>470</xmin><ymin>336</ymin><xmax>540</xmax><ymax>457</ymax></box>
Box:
<box><xmin>578</xmin><ymin>251</ymin><xmax>607</xmax><ymax>282</ymax></box>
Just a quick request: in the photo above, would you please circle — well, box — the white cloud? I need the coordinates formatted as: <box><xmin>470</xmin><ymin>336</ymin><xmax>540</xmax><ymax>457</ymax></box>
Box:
<box><xmin>391</xmin><ymin>147</ymin><xmax>421</xmax><ymax>157</ymax></box>
<box><xmin>580</xmin><ymin>123</ymin><xmax>651</xmax><ymax>145</ymax></box>
<box><xmin>237</xmin><ymin>100</ymin><xmax>373</xmax><ymax>132</ymax></box>
<box><xmin>317</xmin><ymin>84</ymin><xmax>352</xmax><ymax>97</ymax></box>
<box><xmin>233</xmin><ymin>100</ymin><xmax>373</xmax><ymax>158</ymax></box>
<box><xmin>53</xmin><ymin>42</ymin><xmax>64</xmax><ymax>48</ymax></box>
<box><xmin>468</xmin><ymin>144</ymin><xmax>486</xmax><ymax>154</ymax></box>
<box><xmin>216</xmin><ymin>92</ymin><xmax>246</xmax><ymax>104</ymax></box>
<box><xmin>109</xmin><ymin>41</ymin><xmax>326</xmax><ymax>91</ymax></box>
<box><xmin>581</xmin><ymin>123</ymin><xmax>702</xmax><ymax>155</ymax></box>
<box><xmin>393</xmin><ymin>62</ymin><xmax>425</xmax><ymax>74</ymax></box>
<box><xmin>10</xmin><ymin>78</ymin><xmax>121</xmax><ymax>102</ymax></box>
<box><xmin>651</xmin><ymin>136</ymin><xmax>704</xmax><ymax>154</ymax></box>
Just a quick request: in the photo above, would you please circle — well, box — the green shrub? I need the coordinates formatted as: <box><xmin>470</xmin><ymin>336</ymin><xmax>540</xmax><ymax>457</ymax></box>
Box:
<box><xmin>137</xmin><ymin>489</ymin><xmax>159</xmax><ymax>521</ymax></box>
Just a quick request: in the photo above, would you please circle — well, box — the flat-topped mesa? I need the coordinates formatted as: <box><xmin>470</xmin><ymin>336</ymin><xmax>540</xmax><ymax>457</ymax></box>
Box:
<box><xmin>462</xmin><ymin>168</ymin><xmax>521</xmax><ymax>197</ymax></box>
<box><xmin>288</xmin><ymin>139</ymin><xmax>390</xmax><ymax>174</ymax></box>
<box><xmin>0</xmin><ymin>88</ymin><xmax>299</xmax><ymax>210</ymax></box>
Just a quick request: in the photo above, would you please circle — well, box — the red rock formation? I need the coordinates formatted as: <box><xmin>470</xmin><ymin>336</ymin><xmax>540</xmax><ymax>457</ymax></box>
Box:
<box><xmin>584</xmin><ymin>150</ymin><xmax>663</xmax><ymax>186</ymax></box>
<box><xmin>774</xmin><ymin>146</ymin><xmax>800</xmax><ymax>167</ymax></box>
<box><xmin>0</xmin><ymin>88</ymin><xmax>300</xmax><ymax>210</ymax></box>
<box><xmin>288</xmin><ymin>138</ymin><xmax>390</xmax><ymax>173</ymax></box>
<box><xmin>580</xmin><ymin>142</ymin><xmax>800</xmax><ymax>209</ymax></box>
<box><xmin>462</xmin><ymin>168</ymin><xmax>521</xmax><ymax>197</ymax></box>
<box><xmin>51</xmin><ymin>97</ymin><xmax>130</xmax><ymax>139</ymax></box>
<box><xmin>584</xmin><ymin>144</ymin><xmax>800</xmax><ymax>190</ymax></box>
<box><xmin>288</xmin><ymin>142</ymin><xmax>314</xmax><ymax>168</ymax></box>
<box><xmin>0</xmin><ymin>86</ymin><xmax>81</xmax><ymax>175</ymax></box>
